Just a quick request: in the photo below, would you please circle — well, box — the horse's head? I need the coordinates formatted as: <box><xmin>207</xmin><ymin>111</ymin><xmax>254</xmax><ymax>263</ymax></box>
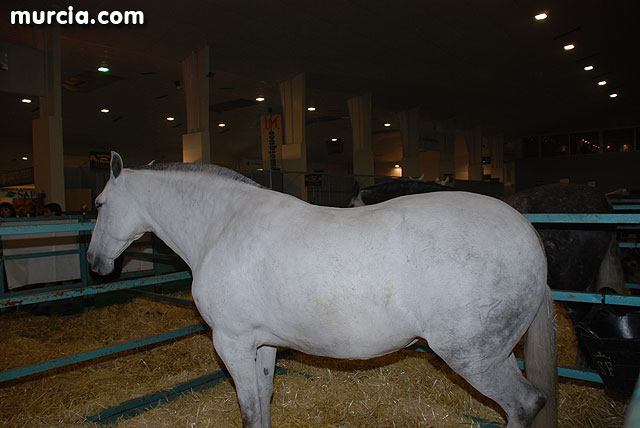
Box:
<box><xmin>87</xmin><ymin>152</ymin><xmax>147</xmax><ymax>275</ymax></box>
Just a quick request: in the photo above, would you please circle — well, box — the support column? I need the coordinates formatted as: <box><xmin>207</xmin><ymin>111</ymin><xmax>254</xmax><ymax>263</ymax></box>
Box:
<box><xmin>348</xmin><ymin>94</ymin><xmax>374</xmax><ymax>187</ymax></box>
<box><xmin>398</xmin><ymin>108</ymin><xmax>421</xmax><ymax>178</ymax></box>
<box><xmin>32</xmin><ymin>25</ymin><xmax>65</xmax><ymax>209</ymax></box>
<box><xmin>490</xmin><ymin>135</ymin><xmax>504</xmax><ymax>181</ymax></box>
<box><xmin>279</xmin><ymin>73</ymin><xmax>307</xmax><ymax>200</ymax></box>
<box><xmin>182</xmin><ymin>46</ymin><xmax>210</xmax><ymax>163</ymax></box>
<box><xmin>465</xmin><ymin>127</ymin><xmax>483</xmax><ymax>181</ymax></box>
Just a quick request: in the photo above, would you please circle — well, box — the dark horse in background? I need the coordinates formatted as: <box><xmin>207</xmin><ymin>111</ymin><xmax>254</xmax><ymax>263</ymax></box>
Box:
<box><xmin>349</xmin><ymin>181</ymin><xmax>629</xmax><ymax>366</ymax></box>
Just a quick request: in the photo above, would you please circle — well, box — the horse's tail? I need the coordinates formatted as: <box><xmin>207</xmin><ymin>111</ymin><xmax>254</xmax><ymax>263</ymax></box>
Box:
<box><xmin>524</xmin><ymin>286</ymin><xmax>557</xmax><ymax>428</ymax></box>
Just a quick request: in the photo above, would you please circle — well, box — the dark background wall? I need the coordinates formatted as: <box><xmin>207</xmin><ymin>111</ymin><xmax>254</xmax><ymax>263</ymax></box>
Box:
<box><xmin>515</xmin><ymin>152</ymin><xmax>640</xmax><ymax>193</ymax></box>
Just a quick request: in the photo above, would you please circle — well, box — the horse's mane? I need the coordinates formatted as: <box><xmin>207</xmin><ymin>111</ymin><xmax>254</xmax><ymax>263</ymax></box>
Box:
<box><xmin>132</xmin><ymin>162</ymin><xmax>264</xmax><ymax>188</ymax></box>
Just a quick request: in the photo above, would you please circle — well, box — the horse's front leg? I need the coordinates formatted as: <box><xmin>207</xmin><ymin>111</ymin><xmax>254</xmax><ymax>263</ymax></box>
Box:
<box><xmin>213</xmin><ymin>333</ymin><xmax>267</xmax><ymax>428</ymax></box>
<box><xmin>256</xmin><ymin>346</ymin><xmax>277</xmax><ymax>428</ymax></box>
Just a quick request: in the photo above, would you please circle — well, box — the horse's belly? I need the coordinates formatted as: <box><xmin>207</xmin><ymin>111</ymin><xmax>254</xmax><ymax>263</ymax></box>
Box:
<box><xmin>280</xmin><ymin>330</ymin><xmax>417</xmax><ymax>360</ymax></box>
<box><xmin>267</xmin><ymin>305</ymin><xmax>420</xmax><ymax>359</ymax></box>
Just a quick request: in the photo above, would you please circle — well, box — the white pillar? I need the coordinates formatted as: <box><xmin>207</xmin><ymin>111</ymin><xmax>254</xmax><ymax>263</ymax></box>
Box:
<box><xmin>398</xmin><ymin>108</ymin><xmax>421</xmax><ymax>178</ymax></box>
<box><xmin>279</xmin><ymin>73</ymin><xmax>307</xmax><ymax>200</ymax></box>
<box><xmin>32</xmin><ymin>25</ymin><xmax>65</xmax><ymax>209</ymax></box>
<box><xmin>182</xmin><ymin>46</ymin><xmax>211</xmax><ymax>163</ymax></box>
<box><xmin>465</xmin><ymin>127</ymin><xmax>483</xmax><ymax>181</ymax></box>
<box><xmin>348</xmin><ymin>94</ymin><xmax>374</xmax><ymax>187</ymax></box>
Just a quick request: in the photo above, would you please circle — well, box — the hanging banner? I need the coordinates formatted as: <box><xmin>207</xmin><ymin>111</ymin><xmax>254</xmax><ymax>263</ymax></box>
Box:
<box><xmin>261</xmin><ymin>114</ymin><xmax>282</xmax><ymax>171</ymax></box>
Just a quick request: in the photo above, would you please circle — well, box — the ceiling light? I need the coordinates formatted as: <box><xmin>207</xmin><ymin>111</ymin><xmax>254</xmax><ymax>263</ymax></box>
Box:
<box><xmin>598</xmin><ymin>80</ymin><xmax>607</xmax><ymax>86</ymax></box>
<box><xmin>534</xmin><ymin>12</ymin><xmax>548</xmax><ymax>21</ymax></box>
<box><xmin>21</xmin><ymin>156</ymin><xmax>28</xmax><ymax>161</ymax></box>
<box><xmin>218</xmin><ymin>123</ymin><xmax>226</xmax><ymax>127</ymax></box>
<box><xmin>255</xmin><ymin>96</ymin><xmax>265</xmax><ymax>102</ymax></box>
<box><xmin>384</xmin><ymin>123</ymin><xmax>391</xmax><ymax>127</ymax></box>
<box><xmin>563</xmin><ymin>44</ymin><xmax>575</xmax><ymax>51</ymax></box>
<box><xmin>21</xmin><ymin>98</ymin><xmax>32</xmax><ymax>103</ymax></box>
<box><xmin>583</xmin><ymin>65</ymin><xmax>594</xmax><ymax>71</ymax></box>
<box><xmin>609</xmin><ymin>93</ymin><xmax>618</xmax><ymax>98</ymax></box>
<box><xmin>331</xmin><ymin>138</ymin><xmax>338</xmax><ymax>142</ymax></box>
<box><xmin>101</xmin><ymin>108</ymin><xmax>110</xmax><ymax>113</ymax></box>
<box><xmin>166</xmin><ymin>116</ymin><xmax>175</xmax><ymax>121</ymax></box>
<box><xmin>394</xmin><ymin>164</ymin><xmax>401</xmax><ymax>168</ymax></box>
<box><xmin>97</xmin><ymin>66</ymin><xmax>110</xmax><ymax>73</ymax></box>
<box><xmin>257</xmin><ymin>168</ymin><xmax>263</xmax><ymax>171</ymax></box>
<box><xmin>307</xmin><ymin>106</ymin><xmax>316</xmax><ymax>111</ymax></box>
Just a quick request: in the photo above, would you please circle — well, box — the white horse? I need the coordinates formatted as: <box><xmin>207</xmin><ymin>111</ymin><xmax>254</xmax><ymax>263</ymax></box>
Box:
<box><xmin>87</xmin><ymin>153</ymin><xmax>557</xmax><ymax>428</ymax></box>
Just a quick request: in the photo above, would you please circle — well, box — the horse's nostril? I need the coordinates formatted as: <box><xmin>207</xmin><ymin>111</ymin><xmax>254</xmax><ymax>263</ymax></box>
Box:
<box><xmin>87</xmin><ymin>251</ymin><xmax>101</xmax><ymax>271</ymax></box>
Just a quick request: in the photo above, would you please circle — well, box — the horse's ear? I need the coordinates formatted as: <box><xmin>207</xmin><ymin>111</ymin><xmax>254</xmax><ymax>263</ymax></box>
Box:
<box><xmin>110</xmin><ymin>151</ymin><xmax>123</xmax><ymax>179</ymax></box>
<box><xmin>146</xmin><ymin>160</ymin><xmax>155</xmax><ymax>166</ymax></box>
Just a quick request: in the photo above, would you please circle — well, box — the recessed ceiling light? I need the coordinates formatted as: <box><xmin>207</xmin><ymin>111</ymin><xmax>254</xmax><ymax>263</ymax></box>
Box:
<box><xmin>307</xmin><ymin>106</ymin><xmax>316</xmax><ymax>111</ymax></box>
<box><xmin>534</xmin><ymin>12</ymin><xmax>548</xmax><ymax>21</ymax></box>
<box><xmin>21</xmin><ymin>156</ymin><xmax>28</xmax><ymax>161</ymax></box>
<box><xmin>583</xmin><ymin>65</ymin><xmax>594</xmax><ymax>71</ymax></box>
<box><xmin>563</xmin><ymin>44</ymin><xmax>575</xmax><ymax>51</ymax></box>
<box><xmin>166</xmin><ymin>116</ymin><xmax>175</xmax><ymax>121</ymax></box>
<box><xmin>218</xmin><ymin>123</ymin><xmax>226</xmax><ymax>127</ymax></box>
<box><xmin>609</xmin><ymin>93</ymin><xmax>618</xmax><ymax>98</ymax></box>
<box><xmin>21</xmin><ymin>98</ymin><xmax>32</xmax><ymax>103</ymax></box>
<box><xmin>101</xmin><ymin>108</ymin><xmax>110</xmax><ymax>113</ymax></box>
<box><xmin>394</xmin><ymin>164</ymin><xmax>401</xmax><ymax>168</ymax></box>
<box><xmin>255</xmin><ymin>96</ymin><xmax>265</xmax><ymax>102</ymax></box>
<box><xmin>331</xmin><ymin>138</ymin><xmax>338</xmax><ymax>142</ymax></box>
<box><xmin>97</xmin><ymin>66</ymin><xmax>110</xmax><ymax>73</ymax></box>
<box><xmin>598</xmin><ymin>80</ymin><xmax>607</xmax><ymax>86</ymax></box>
<box><xmin>384</xmin><ymin>123</ymin><xmax>391</xmax><ymax>127</ymax></box>
<box><xmin>257</xmin><ymin>168</ymin><xmax>263</xmax><ymax>171</ymax></box>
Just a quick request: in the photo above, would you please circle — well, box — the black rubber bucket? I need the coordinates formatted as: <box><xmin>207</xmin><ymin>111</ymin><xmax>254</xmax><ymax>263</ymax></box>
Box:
<box><xmin>575</xmin><ymin>306</ymin><xmax>640</xmax><ymax>395</ymax></box>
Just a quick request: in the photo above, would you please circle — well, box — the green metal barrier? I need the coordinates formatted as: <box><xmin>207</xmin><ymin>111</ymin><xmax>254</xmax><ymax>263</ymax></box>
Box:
<box><xmin>0</xmin><ymin>217</ymin><xmax>93</xmax><ymax>298</ymax></box>
<box><xmin>0</xmin><ymin>323</ymin><xmax>207</xmax><ymax>383</ymax></box>
<box><xmin>0</xmin><ymin>271</ymin><xmax>192</xmax><ymax>308</ymax></box>
<box><xmin>0</xmin><ymin>218</ymin><xmax>186</xmax><ymax>307</ymax></box>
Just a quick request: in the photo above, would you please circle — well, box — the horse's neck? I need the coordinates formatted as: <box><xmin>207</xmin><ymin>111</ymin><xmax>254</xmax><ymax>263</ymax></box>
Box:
<box><xmin>131</xmin><ymin>171</ymin><xmax>246</xmax><ymax>270</ymax></box>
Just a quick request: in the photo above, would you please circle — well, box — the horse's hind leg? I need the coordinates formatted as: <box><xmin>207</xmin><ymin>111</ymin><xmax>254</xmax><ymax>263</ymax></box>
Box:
<box><xmin>256</xmin><ymin>346</ymin><xmax>277</xmax><ymax>428</ymax></box>
<box><xmin>213</xmin><ymin>333</ymin><xmax>265</xmax><ymax>428</ymax></box>
<box><xmin>457</xmin><ymin>354</ymin><xmax>546</xmax><ymax>428</ymax></box>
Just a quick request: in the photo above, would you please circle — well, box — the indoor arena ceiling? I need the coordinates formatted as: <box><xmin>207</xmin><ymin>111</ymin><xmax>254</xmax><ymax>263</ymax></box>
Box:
<box><xmin>1</xmin><ymin>0</ymin><xmax>639</xmax><ymax>172</ymax></box>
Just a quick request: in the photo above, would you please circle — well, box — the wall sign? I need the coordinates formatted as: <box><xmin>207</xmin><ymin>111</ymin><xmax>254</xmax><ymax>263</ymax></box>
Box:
<box><xmin>90</xmin><ymin>151</ymin><xmax>110</xmax><ymax>169</ymax></box>
<box><xmin>260</xmin><ymin>115</ymin><xmax>282</xmax><ymax>171</ymax></box>
<box><xmin>305</xmin><ymin>174</ymin><xmax>323</xmax><ymax>187</ymax></box>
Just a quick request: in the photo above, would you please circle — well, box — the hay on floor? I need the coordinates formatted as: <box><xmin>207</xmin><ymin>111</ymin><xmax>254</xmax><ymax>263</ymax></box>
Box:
<box><xmin>0</xmin><ymin>293</ymin><xmax>628</xmax><ymax>428</ymax></box>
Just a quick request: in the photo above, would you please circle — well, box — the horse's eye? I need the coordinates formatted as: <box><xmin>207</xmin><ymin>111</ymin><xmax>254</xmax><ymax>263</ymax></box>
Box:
<box><xmin>95</xmin><ymin>202</ymin><xmax>103</xmax><ymax>210</ymax></box>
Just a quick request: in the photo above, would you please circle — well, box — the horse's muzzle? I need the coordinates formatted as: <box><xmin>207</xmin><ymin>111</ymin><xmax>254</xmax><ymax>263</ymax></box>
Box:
<box><xmin>87</xmin><ymin>250</ymin><xmax>114</xmax><ymax>276</ymax></box>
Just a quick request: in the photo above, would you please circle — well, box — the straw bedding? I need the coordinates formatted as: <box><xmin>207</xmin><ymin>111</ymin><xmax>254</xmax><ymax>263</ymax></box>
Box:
<box><xmin>0</xmin><ymin>295</ymin><xmax>628</xmax><ymax>428</ymax></box>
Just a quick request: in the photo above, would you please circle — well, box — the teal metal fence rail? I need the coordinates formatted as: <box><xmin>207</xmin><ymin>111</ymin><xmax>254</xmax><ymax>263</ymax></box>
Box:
<box><xmin>0</xmin><ymin>217</ymin><xmax>186</xmax><ymax>306</ymax></box>
<box><xmin>0</xmin><ymin>218</ymin><xmax>195</xmax><ymax>388</ymax></box>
